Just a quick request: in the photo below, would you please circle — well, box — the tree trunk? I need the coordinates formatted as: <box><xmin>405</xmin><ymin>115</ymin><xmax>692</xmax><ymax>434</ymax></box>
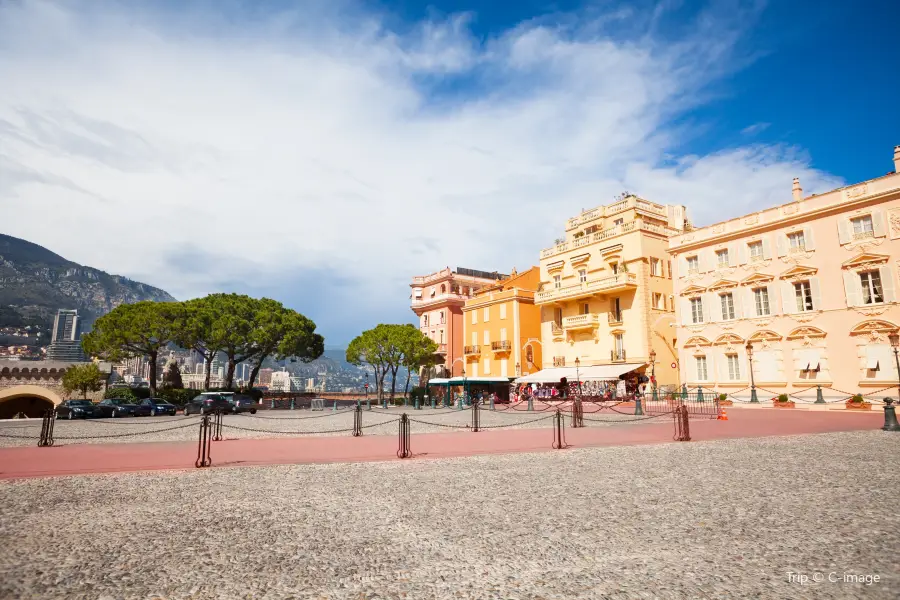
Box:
<box><xmin>226</xmin><ymin>356</ymin><xmax>236</xmax><ymax>390</ymax></box>
<box><xmin>389</xmin><ymin>366</ymin><xmax>399</xmax><ymax>401</ymax></box>
<box><xmin>376</xmin><ymin>365</ymin><xmax>386</xmax><ymax>401</ymax></box>
<box><xmin>403</xmin><ymin>366</ymin><xmax>411</xmax><ymax>398</ymax></box>
<box><xmin>248</xmin><ymin>357</ymin><xmax>265</xmax><ymax>390</ymax></box>
<box><xmin>148</xmin><ymin>350</ymin><xmax>159</xmax><ymax>396</ymax></box>
<box><xmin>204</xmin><ymin>355</ymin><xmax>213</xmax><ymax>390</ymax></box>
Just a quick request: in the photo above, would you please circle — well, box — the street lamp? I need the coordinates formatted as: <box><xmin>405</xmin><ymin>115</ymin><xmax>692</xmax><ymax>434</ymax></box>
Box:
<box><xmin>746</xmin><ymin>341</ymin><xmax>758</xmax><ymax>403</ymax></box>
<box><xmin>365</xmin><ymin>371</ymin><xmax>370</xmax><ymax>411</ymax></box>
<box><xmin>573</xmin><ymin>358</ymin><xmax>584</xmax><ymax>426</ymax></box>
<box><xmin>515</xmin><ymin>362</ymin><xmax>521</xmax><ymax>376</ymax></box>
<box><xmin>649</xmin><ymin>349</ymin><xmax>658</xmax><ymax>402</ymax></box>
<box><xmin>460</xmin><ymin>367</ymin><xmax>467</xmax><ymax>410</ymax></box>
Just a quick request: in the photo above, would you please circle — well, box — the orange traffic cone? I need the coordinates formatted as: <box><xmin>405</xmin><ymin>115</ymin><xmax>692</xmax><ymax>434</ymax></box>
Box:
<box><xmin>717</xmin><ymin>407</ymin><xmax>728</xmax><ymax>421</ymax></box>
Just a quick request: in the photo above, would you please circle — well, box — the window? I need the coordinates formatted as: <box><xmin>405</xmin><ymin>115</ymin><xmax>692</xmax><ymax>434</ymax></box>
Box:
<box><xmin>483</xmin><ymin>331</ymin><xmax>490</xmax><ymax>346</ymax></box>
<box><xmin>650</xmin><ymin>258</ymin><xmax>661</xmax><ymax>276</ymax></box>
<box><xmin>794</xmin><ymin>281</ymin><xmax>814</xmax><ymax>312</ymax></box>
<box><xmin>611</xmin><ymin>263</ymin><xmax>619</xmax><ymax>274</ymax></box>
<box><xmin>611</xmin><ymin>297</ymin><xmax>622</xmax><ymax>322</ymax></box>
<box><xmin>748</xmin><ymin>242</ymin><xmax>763</xmax><ymax>262</ymax></box>
<box><xmin>471</xmin><ymin>332</ymin><xmax>477</xmax><ymax>345</ymax></box>
<box><xmin>439</xmin><ymin>330</ymin><xmax>444</xmax><ymax>344</ymax></box>
<box><xmin>483</xmin><ymin>358</ymin><xmax>491</xmax><ymax>375</ymax></box>
<box><xmin>440</xmin><ymin>311</ymin><xmax>445</xmax><ymax>324</ymax></box>
<box><xmin>686</xmin><ymin>256</ymin><xmax>699</xmax><ymax>274</ymax></box>
<box><xmin>499</xmin><ymin>304</ymin><xmax>507</xmax><ymax>319</ymax></box>
<box><xmin>553</xmin><ymin>275</ymin><xmax>561</xmax><ymax>289</ymax></box>
<box><xmin>851</xmin><ymin>215</ymin><xmax>874</xmax><ymax>239</ymax></box>
<box><xmin>860</xmin><ymin>271</ymin><xmax>884</xmax><ymax>304</ymax></box>
<box><xmin>423</xmin><ymin>315</ymin><xmax>429</xmax><ymax>326</ymax></box>
<box><xmin>726</xmin><ymin>354</ymin><xmax>740</xmax><ymax>380</ymax></box>
<box><xmin>580</xmin><ymin>303</ymin><xmax>590</xmax><ymax>315</ymax></box>
<box><xmin>787</xmin><ymin>231</ymin><xmax>806</xmax><ymax>252</ymax></box>
<box><xmin>483</xmin><ymin>307</ymin><xmax>490</xmax><ymax>322</ymax></box>
<box><xmin>653</xmin><ymin>293</ymin><xmax>665</xmax><ymax>310</ymax></box>
<box><xmin>578</xmin><ymin>269</ymin><xmax>587</xmax><ymax>283</ymax></box>
<box><xmin>696</xmin><ymin>355</ymin><xmax>708</xmax><ymax>380</ymax></box>
<box><xmin>472</xmin><ymin>311</ymin><xmax>477</xmax><ymax>325</ymax></box>
<box><xmin>554</xmin><ymin>308</ymin><xmax>562</xmax><ymax>327</ymax></box>
<box><xmin>667</xmin><ymin>260</ymin><xmax>672</xmax><ymax>279</ymax></box>
<box><xmin>716</xmin><ymin>249</ymin><xmax>729</xmax><ymax>268</ymax></box>
<box><xmin>753</xmin><ymin>288</ymin><xmax>770</xmax><ymax>316</ymax></box>
<box><xmin>690</xmin><ymin>298</ymin><xmax>704</xmax><ymax>324</ymax></box>
<box><xmin>720</xmin><ymin>293</ymin><xmax>735</xmax><ymax>320</ymax></box>
<box><xmin>614</xmin><ymin>218</ymin><xmax>624</xmax><ymax>226</ymax></box>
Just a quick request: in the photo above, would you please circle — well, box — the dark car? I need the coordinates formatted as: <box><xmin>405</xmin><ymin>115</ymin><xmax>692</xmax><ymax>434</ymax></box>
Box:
<box><xmin>227</xmin><ymin>394</ymin><xmax>258</xmax><ymax>415</ymax></box>
<box><xmin>56</xmin><ymin>400</ymin><xmax>100</xmax><ymax>420</ymax></box>
<box><xmin>133</xmin><ymin>398</ymin><xmax>178</xmax><ymax>417</ymax></box>
<box><xmin>183</xmin><ymin>394</ymin><xmax>232</xmax><ymax>416</ymax></box>
<box><xmin>96</xmin><ymin>398</ymin><xmax>139</xmax><ymax>418</ymax></box>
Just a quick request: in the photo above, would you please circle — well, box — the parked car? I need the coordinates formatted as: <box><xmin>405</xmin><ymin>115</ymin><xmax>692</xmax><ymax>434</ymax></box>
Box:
<box><xmin>96</xmin><ymin>398</ymin><xmax>139</xmax><ymax>418</ymax></box>
<box><xmin>56</xmin><ymin>400</ymin><xmax>100</xmax><ymax>420</ymax></box>
<box><xmin>227</xmin><ymin>394</ymin><xmax>258</xmax><ymax>415</ymax></box>
<box><xmin>183</xmin><ymin>394</ymin><xmax>232</xmax><ymax>416</ymax></box>
<box><xmin>133</xmin><ymin>398</ymin><xmax>178</xmax><ymax>417</ymax></box>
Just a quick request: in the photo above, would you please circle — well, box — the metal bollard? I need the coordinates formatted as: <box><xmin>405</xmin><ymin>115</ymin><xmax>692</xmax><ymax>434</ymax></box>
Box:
<box><xmin>366</xmin><ymin>398</ymin><xmax>371</xmax><ymax>411</ymax></box>
<box><xmin>352</xmin><ymin>404</ymin><xmax>362</xmax><ymax>437</ymax></box>
<box><xmin>815</xmin><ymin>385</ymin><xmax>825</xmax><ymax>404</ymax></box>
<box><xmin>471</xmin><ymin>400</ymin><xmax>480</xmax><ymax>432</ymax></box>
<box><xmin>397</xmin><ymin>413</ymin><xmax>411</xmax><ymax>458</ymax></box>
<box><xmin>527</xmin><ymin>396</ymin><xmax>534</xmax><ymax>412</ymax></box>
<box><xmin>634</xmin><ymin>394</ymin><xmax>644</xmax><ymax>416</ymax></box>
<box><xmin>490</xmin><ymin>396</ymin><xmax>495</xmax><ymax>411</ymax></box>
<box><xmin>431</xmin><ymin>397</ymin><xmax>435</xmax><ymax>409</ymax></box>
<box><xmin>290</xmin><ymin>398</ymin><xmax>295</xmax><ymax>410</ymax></box>
<box><xmin>333</xmin><ymin>401</ymin><xmax>337</xmax><ymax>412</ymax></box>
<box><xmin>882</xmin><ymin>398</ymin><xmax>900</xmax><ymax>431</ymax></box>
<box><xmin>38</xmin><ymin>409</ymin><xmax>55</xmax><ymax>447</ymax></box>
<box><xmin>212</xmin><ymin>409</ymin><xmax>223</xmax><ymax>442</ymax></box>
<box><xmin>415</xmin><ymin>398</ymin><xmax>420</xmax><ymax>410</ymax></box>
<box><xmin>552</xmin><ymin>409</ymin><xmax>566</xmax><ymax>449</ymax></box>
<box><xmin>195</xmin><ymin>415</ymin><xmax>212</xmax><ymax>468</ymax></box>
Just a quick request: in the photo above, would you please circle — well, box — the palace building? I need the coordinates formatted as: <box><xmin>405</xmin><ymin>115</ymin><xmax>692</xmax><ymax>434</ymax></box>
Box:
<box><xmin>668</xmin><ymin>145</ymin><xmax>900</xmax><ymax>396</ymax></box>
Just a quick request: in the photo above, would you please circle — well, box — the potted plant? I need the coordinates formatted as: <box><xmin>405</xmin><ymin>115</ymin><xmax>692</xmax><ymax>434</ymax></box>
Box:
<box><xmin>718</xmin><ymin>393</ymin><xmax>733</xmax><ymax>407</ymax></box>
<box><xmin>845</xmin><ymin>394</ymin><xmax>872</xmax><ymax>411</ymax></box>
<box><xmin>772</xmin><ymin>394</ymin><xmax>795</xmax><ymax>408</ymax></box>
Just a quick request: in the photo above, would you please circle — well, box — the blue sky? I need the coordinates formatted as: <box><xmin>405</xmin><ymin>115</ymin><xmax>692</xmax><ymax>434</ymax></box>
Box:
<box><xmin>1</xmin><ymin>0</ymin><xmax>898</xmax><ymax>346</ymax></box>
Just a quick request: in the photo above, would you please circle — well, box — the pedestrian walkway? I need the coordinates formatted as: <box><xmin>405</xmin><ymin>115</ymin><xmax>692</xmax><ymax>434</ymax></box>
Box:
<box><xmin>0</xmin><ymin>408</ymin><xmax>883</xmax><ymax>480</ymax></box>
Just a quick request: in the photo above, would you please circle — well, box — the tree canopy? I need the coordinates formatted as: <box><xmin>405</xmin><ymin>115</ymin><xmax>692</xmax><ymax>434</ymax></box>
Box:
<box><xmin>61</xmin><ymin>363</ymin><xmax>105</xmax><ymax>399</ymax></box>
<box><xmin>346</xmin><ymin>324</ymin><xmax>437</xmax><ymax>401</ymax></box>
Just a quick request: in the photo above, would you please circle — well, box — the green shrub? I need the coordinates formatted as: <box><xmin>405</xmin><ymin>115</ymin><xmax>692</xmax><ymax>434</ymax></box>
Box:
<box><xmin>777</xmin><ymin>394</ymin><xmax>790</xmax><ymax>403</ymax></box>
<box><xmin>850</xmin><ymin>394</ymin><xmax>865</xmax><ymax>403</ymax></box>
<box><xmin>156</xmin><ymin>388</ymin><xmax>197</xmax><ymax>406</ymax></box>
<box><xmin>104</xmin><ymin>387</ymin><xmax>150</xmax><ymax>402</ymax></box>
<box><xmin>718</xmin><ymin>393</ymin><xmax>728</xmax><ymax>402</ymax></box>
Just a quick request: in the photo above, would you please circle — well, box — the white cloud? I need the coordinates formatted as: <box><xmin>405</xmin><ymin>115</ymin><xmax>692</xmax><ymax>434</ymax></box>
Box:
<box><xmin>0</xmin><ymin>1</ymin><xmax>843</xmax><ymax>341</ymax></box>
<box><xmin>741</xmin><ymin>122</ymin><xmax>771</xmax><ymax>135</ymax></box>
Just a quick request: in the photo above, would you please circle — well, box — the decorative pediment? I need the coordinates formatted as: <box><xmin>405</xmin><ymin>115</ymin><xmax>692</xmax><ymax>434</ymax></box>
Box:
<box><xmin>779</xmin><ymin>265</ymin><xmax>818</xmax><ymax>280</ymax></box>
<box><xmin>740</xmin><ymin>272</ymin><xmax>775</xmax><ymax>285</ymax></box>
<box><xmin>786</xmin><ymin>326</ymin><xmax>827</xmax><ymax>340</ymax></box>
<box><xmin>683</xmin><ymin>336</ymin><xmax>711</xmax><ymax>348</ymax></box>
<box><xmin>680</xmin><ymin>285</ymin><xmax>706</xmax><ymax>297</ymax></box>
<box><xmin>598</xmin><ymin>244</ymin><xmax>623</xmax><ymax>257</ymax></box>
<box><xmin>713</xmin><ymin>333</ymin><xmax>744</xmax><ymax>346</ymax></box>
<box><xmin>706</xmin><ymin>279</ymin><xmax>738</xmax><ymax>291</ymax></box>
<box><xmin>748</xmin><ymin>330</ymin><xmax>782</xmax><ymax>342</ymax></box>
<box><xmin>609</xmin><ymin>328</ymin><xmax>625</xmax><ymax>335</ymax></box>
<box><xmin>841</xmin><ymin>252</ymin><xmax>890</xmax><ymax>270</ymax></box>
<box><xmin>570</xmin><ymin>253</ymin><xmax>591</xmax><ymax>266</ymax></box>
<box><xmin>849</xmin><ymin>319</ymin><xmax>899</xmax><ymax>335</ymax></box>
<box><xmin>546</xmin><ymin>260</ymin><xmax>564</xmax><ymax>272</ymax></box>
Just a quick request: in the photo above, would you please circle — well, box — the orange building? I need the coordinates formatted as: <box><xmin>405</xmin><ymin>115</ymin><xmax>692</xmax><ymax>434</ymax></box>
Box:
<box><xmin>462</xmin><ymin>267</ymin><xmax>543</xmax><ymax>379</ymax></box>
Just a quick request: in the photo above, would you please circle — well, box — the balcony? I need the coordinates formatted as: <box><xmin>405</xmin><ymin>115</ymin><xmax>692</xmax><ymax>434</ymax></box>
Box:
<box><xmin>562</xmin><ymin>314</ymin><xmax>600</xmax><ymax>330</ymax></box>
<box><xmin>411</xmin><ymin>292</ymin><xmax>470</xmax><ymax>309</ymax></box>
<box><xmin>435</xmin><ymin>344</ymin><xmax>447</xmax><ymax>354</ymax></box>
<box><xmin>608</xmin><ymin>312</ymin><xmax>623</xmax><ymax>326</ymax></box>
<box><xmin>565</xmin><ymin>197</ymin><xmax>668</xmax><ymax>231</ymax></box>
<box><xmin>543</xmin><ymin>219</ymin><xmax>681</xmax><ymax>259</ymax></box>
<box><xmin>553</xmin><ymin>356</ymin><xmax>566</xmax><ymax>367</ymax></box>
<box><xmin>491</xmin><ymin>340</ymin><xmax>512</xmax><ymax>352</ymax></box>
<box><xmin>551</xmin><ymin>322</ymin><xmax>563</xmax><ymax>337</ymax></box>
<box><xmin>611</xmin><ymin>350</ymin><xmax>627</xmax><ymax>362</ymax></box>
<box><xmin>536</xmin><ymin>272</ymin><xmax>638</xmax><ymax>304</ymax></box>
<box><xmin>464</xmin><ymin>345</ymin><xmax>481</xmax><ymax>356</ymax></box>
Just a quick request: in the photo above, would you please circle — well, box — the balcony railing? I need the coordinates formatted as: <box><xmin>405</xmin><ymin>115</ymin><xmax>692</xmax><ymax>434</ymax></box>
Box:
<box><xmin>435</xmin><ymin>344</ymin><xmax>447</xmax><ymax>354</ymax></box>
<box><xmin>611</xmin><ymin>350</ymin><xmax>626</xmax><ymax>362</ymax></box>
<box><xmin>551</xmin><ymin>322</ymin><xmax>563</xmax><ymax>336</ymax></box>
<box><xmin>544</xmin><ymin>218</ymin><xmax>681</xmax><ymax>259</ymax></box>
<box><xmin>536</xmin><ymin>272</ymin><xmax>637</xmax><ymax>304</ymax></box>
<box><xmin>491</xmin><ymin>340</ymin><xmax>512</xmax><ymax>352</ymax></box>
<box><xmin>464</xmin><ymin>345</ymin><xmax>481</xmax><ymax>356</ymax></box>
<box><xmin>565</xmin><ymin>197</ymin><xmax>668</xmax><ymax>230</ymax></box>
<box><xmin>852</xmin><ymin>230</ymin><xmax>874</xmax><ymax>241</ymax></box>
<box><xmin>411</xmin><ymin>292</ymin><xmax>470</xmax><ymax>307</ymax></box>
<box><xmin>562</xmin><ymin>314</ymin><xmax>600</xmax><ymax>330</ymax></box>
<box><xmin>553</xmin><ymin>356</ymin><xmax>566</xmax><ymax>367</ymax></box>
<box><xmin>608</xmin><ymin>312</ymin><xmax>623</xmax><ymax>325</ymax></box>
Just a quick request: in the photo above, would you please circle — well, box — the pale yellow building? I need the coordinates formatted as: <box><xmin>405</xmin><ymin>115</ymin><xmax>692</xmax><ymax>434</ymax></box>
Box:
<box><xmin>536</xmin><ymin>195</ymin><xmax>688</xmax><ymax>384</ymax></box>
<box><xmin>462</xmin><ymin>267</ymin><xmax>543</xmax><ymax>379</ymax></box>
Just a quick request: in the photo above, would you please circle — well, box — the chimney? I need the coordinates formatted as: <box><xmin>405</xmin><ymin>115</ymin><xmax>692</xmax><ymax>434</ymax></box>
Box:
<box><xmin>894</xmin><ymin>145</ymin><xmax>900</xmax><ymax>173</ymax></box>
<box><xmin>792</xmin><ymin>177</ymin><xmax>802</xmax><ymax>202</ymax></box>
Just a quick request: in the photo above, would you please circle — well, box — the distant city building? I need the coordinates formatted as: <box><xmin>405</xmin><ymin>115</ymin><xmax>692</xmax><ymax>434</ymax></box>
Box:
<box><xmin>46</xmin><ymin>309</ymin><xmax>87</xmax><ymax>362</ymax></box>
<box><xmin>258</xmin><ymin>368</ymin><xmax>274</xmax><ymax>386</ymax></box>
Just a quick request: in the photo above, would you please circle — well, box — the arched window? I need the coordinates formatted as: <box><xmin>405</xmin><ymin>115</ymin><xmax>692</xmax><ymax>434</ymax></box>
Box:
<box><xmin>526</xmin><ymin>346</ymin><xmax>534</xmax><ymax>364</ymax></box>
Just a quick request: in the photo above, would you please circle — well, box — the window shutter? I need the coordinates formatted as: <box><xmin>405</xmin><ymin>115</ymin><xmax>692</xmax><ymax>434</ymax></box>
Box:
<box><xmin>775</xmin><ymin>234</ymin><xmax>787</xmax><ymax>257</ymax></box>
<box><xmin>745</xmin><ymin>287</ymin><xmax>757</xmax><ymax>317</ymax></box>
<box><xmin>472</xmin><ymin>332</ymin><xmax>477</xmax><ymax>345</ymax></box>
<box><xmin>483</xmin><ymin>330</ymin><xmax>490</xmax><ymax>345</ymax></box>
<box><xmin>837</xmin><ymin>218</ymin><xmax>851</xmax><ymax>245</ymax></box>
<box><xmin>761</xmin><ymin>237</ymin><xmax>772</xmax><ymax>260</ymax></box>
<box><xmin>873</xmin><ymin>210</ymin><xmax>887</xmax><ymax>237</ymax></box>
<box><xmin>767</xmin><ymin>284</ymin><xmax>780</xmax><ymax>314</ymax></box>
<box><xmin>843</xmin><ymin>271</ymin><xmax>862</xmax><ymax>307</ymax></box>
<box><xmin>710</xmin><ymin>293</ymin><xmax>722</xmax><ymax>322</ymax></box>
<box><xmin>680</xmin><ymin>298</ymin><xmax>690</xmax><ymax>326</ymax></box>
<box><xmin>803</xmin><ymin>227</ymin><xmax>815</xmax><ymax>251</ymax></box>
<box><xmin>782</xmin><ymin>281</ymin><xmax>796</xmax><ymax>314</ymax></box>
<box><xmin>809</xmin><ymin>277</ymin><xmax>822</xmax><ymax>310</ymax></box>
<box><xmin>702</xmin><ymin>293</ymin><xmax>713</xmax><ymax>323</ymax></box>
<box><xmin>737</xmin><ymin>243</ymin><xmax>748</xmax><ymax>265</ymax></box>
<box><xmin>679</xmin><ymin>256</ymin><xmax>688</xmax><ymax>276</ymax></box>
<box><xmin>716</xmin><ymin>350</ymin><xmax>728</xmax><ymax>382</ymax></box>
<box><xmin>728</xmin><ymin>243</ymin><xmax>737</xmax><ymax>267</ymax></box>
<box><xmin>879</xmin><ymin>266</ymin><xmax>896</xmax><ymax>302</ymax></box>
<box><xmin>499</xmin><ymin>304</ymin><xmax>507</xmax><ymax>319</ymax></box>
<box><xmin>732</xmin><ymin>290</ymin><xmax>743</xmax><ymax>319</ymax></box>
<box><xmin>500</xmin><ymin>328</ymin><xmax>507</xmax><ymax>341</ymax></box>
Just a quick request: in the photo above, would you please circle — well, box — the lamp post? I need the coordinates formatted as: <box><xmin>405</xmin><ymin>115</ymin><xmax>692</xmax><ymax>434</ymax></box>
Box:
<box><xmin>746</xmin><ymin>341</ymin><xmax>758</xmax><ymax>403</ymax></box>
<box><xmin>573</xmin><ymin>358</ymin><xmax>584</xmax><ymax>426</ymax></box>
<box><xmin>884</xmin><ymin>334</ymin><xmax>900</xmax><ymax>431</ymax></box>
<box><xmin>649</xmin><ymin>349</ymin><xmax>658</xmax><ymax>402</ymax></box>
<box><xmin>515</xmin><ymin>362</ymin><xmax>520</xmax><ymax>376</ymax></box>
<box><xmin>460</xmin><ymin>368</ymin><xmax>467</xmax><ymax>410</ymax></box>
<box><xmin>365</xmin><ymin>372</ymin><xmax>370</xmax><ymax>411</ymax></box>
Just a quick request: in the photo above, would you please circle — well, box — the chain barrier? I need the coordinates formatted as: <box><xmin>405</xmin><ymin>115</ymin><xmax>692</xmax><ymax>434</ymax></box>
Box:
<box><xmin>551</xmin><ymin>409</ymin><xmax>567</xmax><ymax>449</ymax></box>
<box><xmin>581</xmin><ymin>412</ymin><xmax>673</xmax><ymax>423</ymax></box>
<box><xmin>81</xmin><ymin>414</ymin><xmax>198</xmax><ymax>425</ymax></box>
<box><xmin>218</xmin><ymin>422</ymin><xmax>357</xmax><ymax>435</ymax></box>
<box><xmin>38</xmin><ymin>409</ymin><xmax>55</xmax><ymax>447</ymax></box>
<box><xmin>196</xmin><ymin>415</ymin><xmax>212</xmax><ymax>468</ymax></box>
<box><xmin>476</xmin><ymin>415</ymin><xmax>555</xmax><ymax>429</ymax></box>
<box><xmin>397</xmin><ymin>413</ymin><xmax>411</xmax><ymax>458</ymax></box>
<box><xmin>53</xmin><ymin>421</ymin><xmax>199</xmax><ymax>441</ymax></box>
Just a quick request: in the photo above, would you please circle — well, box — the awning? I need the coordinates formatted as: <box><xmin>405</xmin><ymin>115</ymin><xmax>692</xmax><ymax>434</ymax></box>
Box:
<box><xmin>448</xmin><ymin>376</ymin><xmax>511</xmax><ymax>384</ymax></box>
<box><xmin>426</xmin><ymin>378</ymin><xmax>451</xmax><ymax>385</ymax></box>
<box><xmin>514</xmin><ymin>363</ymin><xmax>645</xmax><ymax>384</ymax></box>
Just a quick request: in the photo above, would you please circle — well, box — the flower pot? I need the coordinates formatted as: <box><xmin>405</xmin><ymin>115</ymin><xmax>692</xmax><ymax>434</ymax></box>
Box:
<box><xmin>772</xmin><ymin>400</ymin><xmax>795</xmax><ymax>408</ymax></box>
<box><xmin>718</xmin><ymin>399</ymin><xmax>734</xmax><ymax>407</ymax></box>
<box><xmin>844</xmin><ymin>401</ymin><xmax>872</xmax><ymax>411</ymax></box>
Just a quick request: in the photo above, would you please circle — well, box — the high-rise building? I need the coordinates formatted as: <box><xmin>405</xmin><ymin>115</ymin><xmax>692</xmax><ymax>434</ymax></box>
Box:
<box><xmin>668</xmin><ymin>145</ymin><xmax>900</xmax><ymax>395</ymax></box>
<box><xmin>536</xmin><ymin>194</ymin><xmax>687</xmax><ymax>384</ymax></box>
<box><xmin>410</xmin><ymin>267</ymin><xmax>509</xmax><ymax>377</ymax></box>
<box><xmin>258</xmin><ymin>368</ymin><xmax>274</xmax><ymax>386</ymax></box>
<box><xmin>46</xmin><ymin>309</ymin><xmax>87</xmax><ymax>362</ymax></box>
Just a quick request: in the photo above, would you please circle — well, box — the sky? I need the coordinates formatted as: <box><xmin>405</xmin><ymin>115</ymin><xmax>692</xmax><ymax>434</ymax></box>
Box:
<box><xmin>1</xmin><ymin>0</ymin><xmax>898</xmax><ymax>346</ymax></box>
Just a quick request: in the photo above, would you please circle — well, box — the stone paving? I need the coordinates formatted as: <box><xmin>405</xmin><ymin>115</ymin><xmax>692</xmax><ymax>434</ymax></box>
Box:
<box><xmin>1</xmin><ymin>430</ymin><xmax>897</xmax><ymax>599</ymax></box>
<box><xmin>0</xmin><ymin>405</ymin><xmax>659</xmax><ymax>448</ymax></box>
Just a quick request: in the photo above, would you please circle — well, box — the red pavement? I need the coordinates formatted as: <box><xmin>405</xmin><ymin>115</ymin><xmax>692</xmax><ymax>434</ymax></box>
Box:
<box><xmin>0</xmin><ymin>408</ymin><xmax>884</xmax><ymax>480</ymax></box>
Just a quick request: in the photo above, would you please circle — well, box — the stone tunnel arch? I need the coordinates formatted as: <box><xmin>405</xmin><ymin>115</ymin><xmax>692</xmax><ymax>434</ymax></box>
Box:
<box><xmin>0</xmin><ymin>385</ymin><xmax>63</xmax><ymax>419</ymax></box>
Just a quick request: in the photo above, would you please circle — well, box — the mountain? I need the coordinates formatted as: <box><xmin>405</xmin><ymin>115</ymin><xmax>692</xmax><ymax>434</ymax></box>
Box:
<box><xmin>0</xmin><ymin>233</ymin><xmax>176</xmax><ymax>329</ymax></box>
